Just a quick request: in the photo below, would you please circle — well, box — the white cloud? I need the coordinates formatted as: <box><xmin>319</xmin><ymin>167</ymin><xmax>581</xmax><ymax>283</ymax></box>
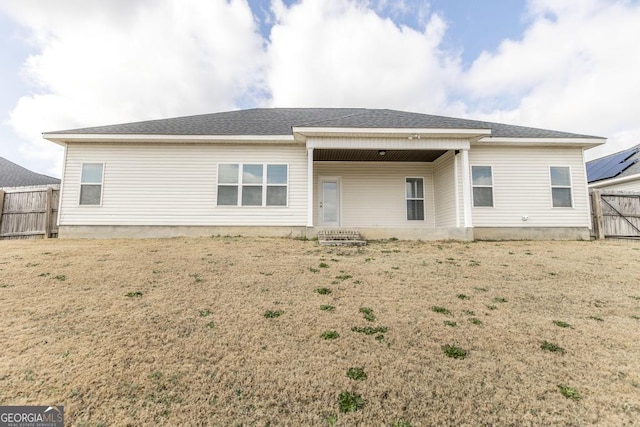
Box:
<box><xmin>460</xmin><ymin>0</ymin><xmax>640</xmax><ymax>159</ymax></box>
<box><xmin>266</xmin><ymin>0</ymin><xmax>461</xmax><ymax>112</ymax></box>
<box><xmin>1</xmin><ymin>0</ymin><xmax>265</xmax><ymax>174</ymax></box>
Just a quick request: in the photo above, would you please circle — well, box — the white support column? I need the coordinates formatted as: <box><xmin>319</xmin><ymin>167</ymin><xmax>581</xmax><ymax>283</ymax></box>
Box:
<box><xmin>453</xmin><ymin>151</ymin><xmax>460</xmax><ymax>227</ymax></box>
<box><xmin>307</xmin><ymin>147</ymin><xmax>314</xmax><ymax>227</ymax></box>
<box><xmin>461</xmin><ymin>149</ymin><xmax>473</xmax><ymax>228</ymax></box>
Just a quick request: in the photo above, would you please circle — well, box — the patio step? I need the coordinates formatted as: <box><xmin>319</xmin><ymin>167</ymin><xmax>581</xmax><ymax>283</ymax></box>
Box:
<box><xmin>317</xmin><ymin>230</ymin><xmax>366</xmax><ymax>246</ymax></box>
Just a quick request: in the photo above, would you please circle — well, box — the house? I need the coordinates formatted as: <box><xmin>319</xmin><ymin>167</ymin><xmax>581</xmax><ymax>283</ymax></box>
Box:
<box><xmin>0</xmin><ymin>156</ymin><xmax>60</xmax><ymax>191</ymax></box>
<box><xmin>43</xmin><ymin>108</ymin><xmax>605</xmax><ymax>240</ymax></box>
<box><xmin>586</xmin><ymin>145</ymin><xmax>640</xmax><ymax>191</ymax></box>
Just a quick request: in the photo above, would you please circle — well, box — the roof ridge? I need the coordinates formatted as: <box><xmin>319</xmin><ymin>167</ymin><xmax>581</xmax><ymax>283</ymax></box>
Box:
<box><xmin>292</xmin><ymin>108</ymin><xmax>372</xmax><ymax>127</ymax></box>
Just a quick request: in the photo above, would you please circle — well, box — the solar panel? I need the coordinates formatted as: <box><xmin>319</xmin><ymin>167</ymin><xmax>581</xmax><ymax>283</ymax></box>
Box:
<box><xmin>587</xmin><ymin>146</ymin><xmax>638</xmax><ymax>182</ymax></box>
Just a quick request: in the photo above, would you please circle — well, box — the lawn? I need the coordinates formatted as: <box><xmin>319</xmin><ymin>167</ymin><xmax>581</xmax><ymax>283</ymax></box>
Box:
<box><xmin>0</xmin><ymin>237</ymin><xmax>639</xmax><ymax>426</ymax></box>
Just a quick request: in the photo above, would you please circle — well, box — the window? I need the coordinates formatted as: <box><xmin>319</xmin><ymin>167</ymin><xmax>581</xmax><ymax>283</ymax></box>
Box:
<box><xmin>472</xmin><ymin>166</ymin><xmax>493</xmax><ymax>207</ymax></box>
<box><xmin>80</xmin><ymin>163</ymin><xmax>103</xmax><ymax>205</ymax></box>
<box><xmin>406</xmin><ymin>178</ymin><xmax>424</xmax><ymax>220</ymax></box>
<box><xmin>217</xmin><ymin>163</ymin><xmax>288</xmax><ymax>207</ymax></box>
<box><xmin>550</xmin><ymin>166</ymin><xmax>572</xmax><ymax>207</ymax></box>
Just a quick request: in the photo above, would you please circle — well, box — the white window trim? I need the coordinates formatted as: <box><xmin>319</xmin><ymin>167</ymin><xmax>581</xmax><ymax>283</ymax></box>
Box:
<box><xmin>471</xmin><ymin>165</ymin><xmax>494</xmax><ymax>208</ymax></box>
<box><xmin>216</xmin><ymin>163</ymin><xmax>289</xmax><ymax>207</ymax></box>
<box><xmin>79</xmin><ymin>162</ymin><xmax>104</xmax><ymax>206</ymax></box>
<box><xmin>405</xmin><ymin>176</ymin><xmax>425</xmax><ymax>221</ymax></box>
<box><xmin>549</xmin><ymin>166</ymin><xmax>573</xmax><ymax>208</ymax></box>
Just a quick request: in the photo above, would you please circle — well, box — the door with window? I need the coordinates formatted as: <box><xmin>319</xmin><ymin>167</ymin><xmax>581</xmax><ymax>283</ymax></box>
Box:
<box><xmin>319</xmin><ymin>177</ymin><xmax>340</xmax><ymax>226</ymax></box>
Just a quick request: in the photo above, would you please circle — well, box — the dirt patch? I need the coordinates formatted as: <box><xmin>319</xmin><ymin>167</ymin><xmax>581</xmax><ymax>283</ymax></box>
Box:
<box><xmin>0</xmin><ymin>237</ymin><xmax>639</xmax><ymax>426</ymax></box>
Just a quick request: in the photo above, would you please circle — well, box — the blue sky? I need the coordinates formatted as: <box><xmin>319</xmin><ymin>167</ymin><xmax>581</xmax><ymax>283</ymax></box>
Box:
<box><xmin>1</xmin><ymin>0</ymin><xmax>639</xmax><ymax>177</ymax></box>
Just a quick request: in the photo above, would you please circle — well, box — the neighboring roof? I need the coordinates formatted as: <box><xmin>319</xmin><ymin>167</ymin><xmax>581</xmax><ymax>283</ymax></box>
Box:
<box><xmin>45</xmin><ymin>108</ymin><xmax>601</xmax><ymax>139</ymax></box>
<box><xmin>587</xmin><ymin>145</ymin><xmax>640</xmax><ymax>183</ymax></box>
<box><xmin>0</xmin><ymin>157</ymin><xmax>60</xmax><ymax>188</ymax></box>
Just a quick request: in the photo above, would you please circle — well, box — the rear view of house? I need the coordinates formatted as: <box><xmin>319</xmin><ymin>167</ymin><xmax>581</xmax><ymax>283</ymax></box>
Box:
<box><xmin>43</xmin><ymin>108</ymin><xmax>604</xmax><ymax>240</ymax></box>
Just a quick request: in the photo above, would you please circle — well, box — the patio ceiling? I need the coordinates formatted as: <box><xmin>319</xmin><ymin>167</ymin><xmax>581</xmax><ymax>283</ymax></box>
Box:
<box><xmin>313</xmin><ymin>149</ymin><xmax>447</xmax><ymax>162</ymax></box>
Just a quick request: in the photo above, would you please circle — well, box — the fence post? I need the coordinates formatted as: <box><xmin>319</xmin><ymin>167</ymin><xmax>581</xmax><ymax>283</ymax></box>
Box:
<box><xmin>45</xmin><ymin>187</ymin><xmax>53</xmax><ymax>239</ymax></box>
<box><xmin>0</xmin><ymin>190</ymin><xmax>4</xmax><ymax>235</ymax></box>
<box><xmin>591</xmin><ymin>189</ymin><xmax>605</xmax><ymax>240</ymax></box>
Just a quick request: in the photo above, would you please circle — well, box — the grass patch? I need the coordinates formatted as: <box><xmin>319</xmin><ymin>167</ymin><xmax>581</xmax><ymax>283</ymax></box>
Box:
<box><xmin>442</xmin><ymin>344</ymin><xmax>468</xmax><ymax>360</ymax></box>
<box><xmin>486</xmin><ymin>305</ymin><xmax>497</xmax><ymax>311</ymax></box>
<box><xmin>314</xmin><ymin>287</ymin><xmax>332</xmax><ymax>295</ymax></box>
<box><xmin>199</xmin><ymin>309</ymin><xmax>211</xmax><ymax>317</ymax></box>
<box><xmin>588</xmin><ymin>316</ymin><xmax>604</xmax><ymax>322</ymax></box>
<box><xmin>309</xmin><ymin>267</ymin><xmax>319</xmax><ymax>273</ymax></box>
<box><xmin>493</xmin><ymin>297</ymin><xmax>507</xmax><ymax>303</ymax></box>
<box><xmin>469</xmin><ymin>318</ymin><xmax>483</xmax><ymax>325</ymax></box>
<box><xmin>359</xmin><ymin>307</ymin><xmax>376</xmax><ymax>322</ymax></box>
<box><xmin>54</xmin><ymin>275</ymin><xmax>66</xmax><ymax>282</ymax></box>
<box><xmin>320</xmin><ymin>305</ymin><xmax>335</xmax><ymax>312</ymax></box>
<box><xmin>346</xmin><ymin>367</ymin><xmax>367</xmax><ymax>381</ymax></box>
<box><xmin>444</xmin><ymin>321</ymin><xmax>457</xmax><ymax>327</ymax></box>
<box><xmin>541</xmin><ymin>341</ymin><xmax>565</xmax><ymax>354</ymax></box>
<box><xmin>463</xmin><ymin>309</ymin><xmax>475</xmax><ymax>316</ymax></box>
<box><xmin>457</xmin><ymin>294</ymin><xmax>470</xmax><ymax>300</ymax></box>
<box><xmin>125</xmin><ymin>291</ymin><xmax>143</xmax><ymax>298</ymax></box>
<box><xmin>264</xmin><ymin>310</ymin><xmax>284</xmax><ymax>319</ymax></box>
<box><xmin>320</xmin><ymin>330</ymin><xmax>340</xmax><ymax>340</ymax></box>
<box><xmin>558</xmin><ymin>384</ymin><xmax>581</xmax><ymax>400</ymax></box>
<box><xmin>319</xmin><ymin>263</ymin><xmax>329</xmax><ymax>268</ymax></box>
<box><xmin>392</xmin><ymin>420</ymin><xmax>413</xmax><ymax>427</ymax></box>
<box><xmin>335</xmin><ymin>274</ymin><xmax>353</xmax><ymax>281</ymax></box>
<box><xmin>474</xmin><ymin>287</ymin><xmax>489</xmax><ymax>292</ymax></box>
<box><xmin>553</xmin><ymin>320</ymin><xmax>572</xmax><ymax>328</ymax></box>
<box><xmin>431</xmin><ymin>306</ymin><xmax>452</xmax><ymax>315</ymax></box>
<box><xmin>338</xmin><ymin>391</ymin><xmax>365</xmax><ymax>413</ymax></box>
<box><xmin>351</xmin><ymin>326</ymin><xmax>388</xmax><ymax>335</ymax></box>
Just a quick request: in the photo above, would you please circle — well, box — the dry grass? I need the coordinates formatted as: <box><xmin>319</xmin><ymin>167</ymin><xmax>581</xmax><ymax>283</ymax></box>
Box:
<box><xmin>0</xmin><ymin>237</ymin><xmax>639</xmax><ymax>426</ymax></box>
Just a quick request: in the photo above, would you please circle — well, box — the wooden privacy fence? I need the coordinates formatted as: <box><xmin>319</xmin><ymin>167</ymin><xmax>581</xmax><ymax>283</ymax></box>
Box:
<box><xmin>0</xmin><ymin>187</ymin><xmax>59</xmax><ymax>240</ymax></box>
<box><xmin>590</xmin><ymin>189</ymin><xmax>640</xmax><ymax>240</ymax></box>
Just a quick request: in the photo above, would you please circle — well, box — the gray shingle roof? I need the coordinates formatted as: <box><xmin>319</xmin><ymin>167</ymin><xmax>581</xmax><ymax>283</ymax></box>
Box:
<box><xmin>0</xmin><ymin>157</ymin><xmax>60</xmax><ymax>188</ymax></box>
<box><xmin>46</xmin><ymin>108</ymin><xmax>601</xmax><ymax>139</ymax></box>
<box><xmin>587</xmin><ymin>145</ymin><xmax>640</xmax><ymax>183</ymax></box>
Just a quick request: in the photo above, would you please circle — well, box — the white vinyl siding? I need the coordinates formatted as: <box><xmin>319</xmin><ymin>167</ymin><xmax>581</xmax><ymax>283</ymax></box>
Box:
<box><xmin>433</xmin><ymin>151</ymin><xmax>456</xmax><ymax>227</ymax></box>
<box><xmin>313</xmin><ymin>162</ymin><xmax>435</xmax><ymax>227</ymax></box>
<box><xmin>60</xmin><ymin>143</ymin><xmax>307</xmax><ymax>226</ymax></box>
<box><xmin>469</xmin><ymin>146</ymin><xmax>590</xmax><ymax>227</ymax></box>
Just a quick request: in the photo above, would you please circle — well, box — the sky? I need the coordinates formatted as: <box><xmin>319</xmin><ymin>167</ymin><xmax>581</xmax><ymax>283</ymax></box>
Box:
<box><xmin>1</xmin><ymin>0</ymin><xmax>640</xmax><ymax>178</ymax></box>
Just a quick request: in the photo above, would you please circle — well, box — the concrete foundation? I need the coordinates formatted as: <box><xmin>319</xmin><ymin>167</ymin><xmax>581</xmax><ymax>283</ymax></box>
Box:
<box><xmin>473</xmin><ymin>227</ymin><xmax>591</xmax><ymax>241</ymax></box>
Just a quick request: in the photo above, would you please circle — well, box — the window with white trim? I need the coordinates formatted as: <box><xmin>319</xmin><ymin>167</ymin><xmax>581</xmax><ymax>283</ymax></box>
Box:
<box><xmin>471</xmin><ymin>166</ymin><xmax>493</xmax><ymax>207</ymax></box>
<box><xmin>550</xmin><ymin>166</ymin><xmax>572</xmax><ymax>207</ymax></box>
<box><xmin>405</xmin><ymin>177</ymin><xmax>424</xmax><ymax>220</ymax></box>
<box><xmin>80</xmin><ymin>163</ymin><xmax>103</xmax><ymax>205</ymax></box>
<box><xmin>217</xmin><ymin>163</ymin><xmax>288</xmax><ymax>207</ymax></box>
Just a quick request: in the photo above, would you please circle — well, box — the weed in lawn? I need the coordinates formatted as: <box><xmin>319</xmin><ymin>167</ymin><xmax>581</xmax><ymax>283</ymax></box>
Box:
<box><xmin>359</xmin><ymin>307</ymin><xmax>376</xmax><ymax>322</ymax></box>
<box><xmin>199</xmin><ymin>309</ymin><xmax>211</xmax><ymax>317</ymax></box>
<box><xmin>486</xmin><ymin>305</ymin><xmax>497</xmax><ymax>310</ymax></box>
<box><xmin>25</xmin><ymin>262</ymin><xmax>39</xmax><ymax>267</ymax></box>
<box><xmin>320</xmin><ymin>330</ymin><xmax>340</xmax><ymax>340</ymax></box>
<box><xmin>338</xmin><ymin>391</ymin><xmax>365</xmax><ymax>413</ymax></box>
<box><xmin>468</xmin><ymin>260</ymin><xmax>480</xmax><ymax>267</ymax></box>
<box><xmin>335</xmin><ymin>274</ymin><xmax>352</xmax><ymax>281</ymax></box>
<box><xmin>474</xmin><ymin>287</ymin><xmax>488</xmax><ymax>292</ymax></box>
<box><xmin>206</xmin><ymin>321</ymin><xmax>215</xmax><ymax>329</ymax></box>
<box><xmin>493</xmin><ymin>297</ymin><xmax>507</xmax><ymax>303</ymax></box>
<box><xmin>346</xmin><ymin>367</ymin><xmax>367</xmax><ymax>381</ymax></box>
<box><xmin>442</xmin><ymin>344</ymin><xmax>468</xmax><ymax>359</ymax></box>
<box><xmin>264</xmin><ymin>310</ymin><xmax>284</xmax><ymax>319</ymax></box>
<box><xmin>189</xmin><ymin>273</ymin><xmax>203</xmax><ymax>283</ymax></box>
<box><xmin>431</xmin><ymin>306</ymin><xmax>452</xmax><ymax>315</ymax></box>
<box><xmin>630</xmin><ymin>295</ymin><xmax>640</xmax><ymax>301</ymax></box>
<box><xmin>588</xmin><ymin>316</ymin><xmax>604</xmax><ymax>322</ymax></box>
<box><xmin>315</xmin><ymin>287</ymin><xmax>332</xmax><ymax>295</ymax></box>
<box><xmin>469</xmin><ymin>318</ymin><xmax>483</xmax><ymax>325</ymax></box>
<box><xmin>38</xmin><ymin>273</ymin><xmax>50</xmax><ymax>277</ymax></box>
<box><xmin>309</xmin><ymin>267</ymin><xmax>319</xmax><ymax>273</ymax></box>
<box><xmin>392</xmin><ymin>420</ymin><xmax>413</xmax><ymax>427</ymax></box>
<box><xmin>457</xmin><ymin>294</ymin><xmax>470</xmax><ymax>300</ymax></box>
<box><xmin>558</xmin><ymin>384</ymin><xmax>581</xmax><ymax>400</ymax></box>
<box><xmin>444</xmin><ymin>321</ymin><xmax>457</xmax><ymax>327</ymax></box>
<box><xmin>464</xmin><ymin>310</ymin><xmax>475</xmax><ymax>315</ymax></box>
<box><xmin>351</xmin><ymin>326</ymin><xmax>388</xmax><ymax>335</ymax></box>
<box><xmin>0</xmin><ymin>284</ymin><xmax>12</xmax><ymax>288</ymax></box>
<box><xmin>541</xmin><ymin>341</ymin><xmax>566</xmax><ymax>354</ymax></box>
<box><xmin>319</xmin><ymin>263</ymin><xmax>329</xmax><ymax>268</ymax></box>
<box><xmin>54</xmin><ymin>275</ymin><xmax>66</xmax><ymax>281</ymax></box>
<box><xmin>375</xmin><ymin>334</ymin><xmax>384</xmax><ymax>341</ymax></box>
<box><xmin>631</xmin><ymin>315</ymin><xmax>640</xmax><ymax>320</ymax></box>
<box><xmin>324</xmin><ymin>414</ymin><xmax>338</xmax><ymax>426</ymax></box>
<box><xmin>320</xmin><ymin>305</ymin><xmax>335</xmax><ymax>312</ymax></box>
<box><xmin>365</xmin><ymin>257</ymin><xmax>374</xmax><ymax>262</ymax></box>
<box><xmin>125</xmin><ymin>291</ymin><xmax>143</xmax><ymax>298</ymax></box>
<box><xmin>553</xmin><ymin>320</ymin><xmax>572</xmax><ymax>328</ymax></box>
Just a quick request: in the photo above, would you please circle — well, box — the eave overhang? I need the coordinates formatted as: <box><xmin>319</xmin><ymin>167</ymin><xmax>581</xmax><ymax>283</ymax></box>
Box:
<box><xmin>42</xmin><ymin>133</ymin><xmax>296</xmax><ymax>146</ymax></box>
<box><xmin>475</xmin><ymin>137</ymin><xmax>607</xmax><ymax>149</ymax></box>
<box><xmin>292</xmin><ymin>127</ymin><xmax>492</xmax><ymax>142</ymax></box>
